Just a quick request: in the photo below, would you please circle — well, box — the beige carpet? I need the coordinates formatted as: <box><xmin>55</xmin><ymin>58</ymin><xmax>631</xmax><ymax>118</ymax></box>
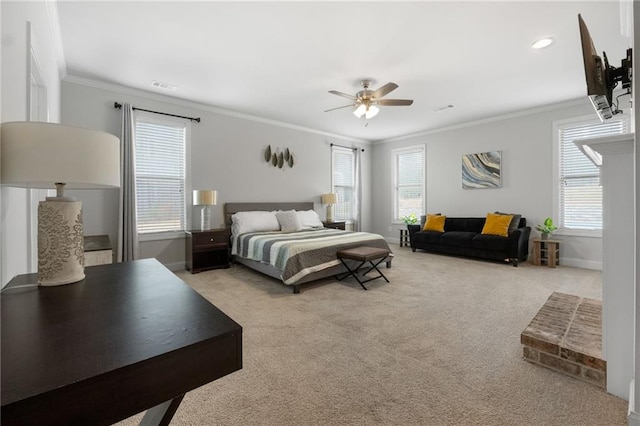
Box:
<box><xmin>118</xmin><ymin>247</ymin><xmax>627</xmax><ymax>425</ymax></box>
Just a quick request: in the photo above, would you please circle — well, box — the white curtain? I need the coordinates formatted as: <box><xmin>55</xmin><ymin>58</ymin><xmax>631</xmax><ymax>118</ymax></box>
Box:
<box><xmin>353</xmin><ymin>148</ymin><xmax>363</xmax><ymax>232</ymax></box>
<box><xmin>117</xmin><ymin>103</ymin><xmax>139</xmax><ymax>262</ymax></box>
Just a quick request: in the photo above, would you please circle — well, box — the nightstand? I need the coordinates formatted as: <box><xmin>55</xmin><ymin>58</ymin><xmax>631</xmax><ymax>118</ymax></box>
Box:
<box><xmin>322</xmin><ymin>221</ymin><xmax>346</xmax><ymax>230</ymax></box>
<box><xmin>186</xmin><ymin>229</ymin><xmax>230</xmax><ymax>273</ymax></box>
<box><xmin>84</xmin><ymin>235</ymin><xmax>113</xmax><ymax>266</ymax></box>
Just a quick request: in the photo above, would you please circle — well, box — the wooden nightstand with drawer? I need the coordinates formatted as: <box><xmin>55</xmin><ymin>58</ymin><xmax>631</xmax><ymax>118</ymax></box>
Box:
<box><xmin>186</xmin><ymin>229</ymin><xmax>230</xmax><ymax>273</ymax></box>
<box><xmin>322</xmin><ymin>221</ymin><xmax>346</xmax><ymax>230</ymax></box>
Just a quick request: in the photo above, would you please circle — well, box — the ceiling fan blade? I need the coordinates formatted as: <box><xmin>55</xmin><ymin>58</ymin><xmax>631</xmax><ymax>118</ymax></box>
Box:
<box><xmin>372</xmin><ymin>82</ymin><xmax>398</xmax><ymax>99</ymax></box>
<box><xmin>376</xmin><ymin>99</ymin><xmax>414</xmax><ymax>106</ymax></box>
<box><xmin>324</xmin><ymin>104</ymin><xmax>356</xmax><ymax>112</ymax></box>
<box><xmin>328</xmin><ymin>90</ymin><xmax>357</xmax><ymax>100</ymax></box>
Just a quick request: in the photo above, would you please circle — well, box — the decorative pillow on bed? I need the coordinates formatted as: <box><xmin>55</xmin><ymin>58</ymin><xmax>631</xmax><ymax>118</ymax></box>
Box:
<box><xmin>296</xmin><ymin>209</ymin><xmax>324</xmax><ymax>229</ymax></box>
<box><xmin>231</xmin><ymin>211</ymin><xmax>281</xmax><ymax>236</ymax></box>
<box><xmin>276</xmin><ymin>210</ymin><xmax>302</xmax><ymax>233</ymax></box>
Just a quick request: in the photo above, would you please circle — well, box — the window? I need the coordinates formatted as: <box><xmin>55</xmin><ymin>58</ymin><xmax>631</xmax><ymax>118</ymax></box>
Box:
<box><xmin>556</xmin><ymin>117</ymin><xmax>628</xmax><ymax>233</ymax></box>
<box><xmin>134</xmin><ymin>114</ymin><xmax>189</xmax><ymax>234</ymax></box>
<box><xmin>392</xmin><ymin>145</ymin><xmax>425</xmax><ymax>221</ymax></box>
<box><xmin>331</xmin><ymin>146</ymin><xmax>355</xmax><ymax>221</ymax></box>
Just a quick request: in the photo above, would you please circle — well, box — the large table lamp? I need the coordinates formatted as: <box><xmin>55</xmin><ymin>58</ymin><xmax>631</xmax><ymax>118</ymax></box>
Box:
<box><xmin>193</xmin><ymin>189</ymin><xmax>217</xmax><ymax>230</ymax></box>
<box><xmin>1</xmin><ymin>122</ymin><xmax>120</xmax><ymax>286</ymax></box>
<box><xmin>321</xmin><ymin>193</ymin><xmax>337</xmax><ymax>223</ymax></box>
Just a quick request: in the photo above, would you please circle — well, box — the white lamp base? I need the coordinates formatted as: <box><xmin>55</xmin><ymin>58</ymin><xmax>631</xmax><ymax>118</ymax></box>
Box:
<box><xmin>200</xmin><ymin>206</ymin><xmax>212</xmax><ymax>230</ymax></box>
<box><xmin>326</xmin><ymin>205</ymin><xmax>333</xmax><ymax>223</ymax></box>
<box><xmin>38</xmin><ymin>200</ymin><xmax>85</xmax><ymax>286</ymax></box>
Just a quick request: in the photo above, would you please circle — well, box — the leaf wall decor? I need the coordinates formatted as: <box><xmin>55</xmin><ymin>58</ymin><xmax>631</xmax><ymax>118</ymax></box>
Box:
<box><xmin>264</xmin><ymin>146</ymin><xmax>295</xmax><ymax>170</ymax></box>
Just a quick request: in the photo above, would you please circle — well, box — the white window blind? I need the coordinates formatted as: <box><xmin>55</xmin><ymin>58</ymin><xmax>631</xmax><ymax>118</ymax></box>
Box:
<box><xmin>559</xmin><ymin>119</ymin><xmax>627</xmax><ymax>230</ymax></box>
<box><xmin>393</xmin><ymin>146</ymin><xmax>424</xmax><ymax>221</ymax></box>
<box><xmin>134</xmin><ymin>117</ymin><xmax>187</xmax><ymax>234</ymax></box>
<box><xmin>332</xmin><ymin>147</ymin><xmax>355</xmax><ymax>221</ymax></box>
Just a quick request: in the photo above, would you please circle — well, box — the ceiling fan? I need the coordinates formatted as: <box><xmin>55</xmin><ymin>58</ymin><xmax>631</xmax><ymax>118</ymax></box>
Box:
<box><xmin>325</xmin><ymin>80</ymin><xmax>414</xmax><ymax>119</ymax></box>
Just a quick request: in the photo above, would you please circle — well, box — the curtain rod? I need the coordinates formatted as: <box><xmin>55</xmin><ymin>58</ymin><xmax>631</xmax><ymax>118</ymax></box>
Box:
<box><xmin>114</xmin><ymin>102</ymin><xmax>201</xmax><ymax>123</ymax></box>
<box><xmin>330</xmin><ymin>143</ymin><xmax>364</xmax><ymax>152</ymax></box>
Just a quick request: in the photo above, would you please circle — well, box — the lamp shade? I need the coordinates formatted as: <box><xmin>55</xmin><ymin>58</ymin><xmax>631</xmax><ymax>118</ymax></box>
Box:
<box><xmin>321</xmin><ymin>193</ymin><xmax>337</xmax><ymax>205</ymax></box>
<box><xmin>193</xmin><ymin>189</ymin><xmax>217</xmax><ymax>206</ymax></box>
<box><xmin>1</xmin><ymin>122</ymin><xmax>120</xmax><ymax>189</ymax></box>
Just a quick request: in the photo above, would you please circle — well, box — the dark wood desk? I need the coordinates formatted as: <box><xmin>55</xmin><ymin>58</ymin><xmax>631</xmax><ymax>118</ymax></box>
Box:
<box><xmin>1</xmin><ymin>258</ymin><xmax>242</xmax><ymax>426</ymax></box>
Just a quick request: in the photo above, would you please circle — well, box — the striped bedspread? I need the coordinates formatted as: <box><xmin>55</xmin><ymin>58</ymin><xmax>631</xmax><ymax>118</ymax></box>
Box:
<box><xmin>232</xmin><ymin>228</ymin><xmax>392</xmax><ymax>285</ymax></box>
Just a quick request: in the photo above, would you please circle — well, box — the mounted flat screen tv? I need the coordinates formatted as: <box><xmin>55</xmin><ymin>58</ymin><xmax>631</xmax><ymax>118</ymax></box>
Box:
<box><xmin>578</xmin><ymin>14</ymin><xmax>632</xmax><ymax>122</ymax></box>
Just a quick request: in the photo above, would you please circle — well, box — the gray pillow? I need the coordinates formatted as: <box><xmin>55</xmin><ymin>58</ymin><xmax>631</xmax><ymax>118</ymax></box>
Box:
<box><xmin>495</xmin><ymin>212</ymin><xmax>522</xmax><ymax>235</ymax></box>
<box><xmin>276</xmin><ymin>210</ymin><xmax>302</xmax><ymax>233</ymax></box>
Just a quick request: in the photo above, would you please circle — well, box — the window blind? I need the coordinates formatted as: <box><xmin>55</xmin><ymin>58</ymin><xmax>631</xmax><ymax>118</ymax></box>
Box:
<box><xmin>394</xmin><ymin>147</ymin><xmax>424</xmax><ymax>220</ymax></box>
<box><xmin>559</xmin><ymin>119</ymin><xmax>627</xmax><ymax>230</ymax></box>
<box><xmin>135</xmin><ymin>119</ymin><xmax>186</xmax><ymax>233</ymax></box>
<box><xmin>332</xmin><ymin>147</ymin><xmax>355</xmax><ymax>221</ymax></box>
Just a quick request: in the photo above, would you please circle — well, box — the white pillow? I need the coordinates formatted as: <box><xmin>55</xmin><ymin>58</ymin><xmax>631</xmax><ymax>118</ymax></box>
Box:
<box><xmin>296</xmin><ymin>209</ymin><xmax>323</xmax><ymax>229</ymax></box>
<box><xmin>276</xmin><ymin>210</ymin><xmax>302</xmax><ymax>233</ymax></box>
<box><xmin>231</xmin><ymin>211</ymin><xmax>280</xmax><ymax>236</ymax></box>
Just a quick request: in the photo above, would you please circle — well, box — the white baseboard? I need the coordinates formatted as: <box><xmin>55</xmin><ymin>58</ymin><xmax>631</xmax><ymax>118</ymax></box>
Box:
<box><xmin>559</xmin><ymin>257</ymin><xmax>602</xmax><ymax>270</ymax></box>
<box><xmin>629</xmin><ymin>380</ymin><xmax>640</xmax><ymax>426</ymax></box>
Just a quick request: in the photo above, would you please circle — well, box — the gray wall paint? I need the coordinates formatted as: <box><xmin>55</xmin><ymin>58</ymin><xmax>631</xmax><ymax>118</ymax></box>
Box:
<box><xmin>61</xmin><ymin>79</ymin><xmax>371</xmax><ymax>269</ymax></box>
<box><xmin>371</xmin><ymin>100</ymin><xmax>608</xmax><ymax>269</ymax></box>
<box><xmin>1</xmin><ymin>2</ymin><xmax>62</xmax><ymax>286</ymax></box>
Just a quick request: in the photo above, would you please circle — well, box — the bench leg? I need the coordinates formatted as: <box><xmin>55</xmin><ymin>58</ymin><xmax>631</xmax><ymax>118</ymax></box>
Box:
<box><xmin>336</xmin><ymin>258</ymin><xmax>389</xmax><ymax>290</ymax></box>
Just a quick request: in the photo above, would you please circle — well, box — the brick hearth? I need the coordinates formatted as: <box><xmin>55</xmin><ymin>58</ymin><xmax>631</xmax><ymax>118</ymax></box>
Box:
<box><xmin>521</xmin><ymin>292</ymin><xmax>605</xmax><ymax>388</ymax></box>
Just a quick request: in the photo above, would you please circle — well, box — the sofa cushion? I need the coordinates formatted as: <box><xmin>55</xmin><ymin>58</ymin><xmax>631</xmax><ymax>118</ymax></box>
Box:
<box><xmin>444</xmin><ymin>218</ymin><xmax>485</xmax><ymax>233</ymax></box>
<box><xmin>472</xmin><ymin>233</ymin><xmax>511</xmax><ymax>252</ymax></box>
<box><xmin>440</xmin><ymin>231</ymin><xmax>476</xmax><ymax>247</ymax></box>
<box><xmin>413</xmin><ymin>230</ymin><xmax>442</xmax><ymax>245</ymax></box>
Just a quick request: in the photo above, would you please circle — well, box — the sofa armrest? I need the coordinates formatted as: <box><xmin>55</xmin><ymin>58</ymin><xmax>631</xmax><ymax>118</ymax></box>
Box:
<box><xmin>509</xmin><ymin>226</ymin><xmax>531</xmax><ymax>261</ymax></box>
<box><xmin>408</xmin><ymin>224</ymin><xmax>421</xmax><ymax>250</ymax></box>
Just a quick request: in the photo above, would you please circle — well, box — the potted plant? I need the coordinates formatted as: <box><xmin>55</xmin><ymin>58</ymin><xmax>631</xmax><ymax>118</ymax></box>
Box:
<box><xmin>536</xmin><ymin>217</ymin><xmax>557</xmax><ymax>240</ymax></box>
<box><xmin>400</xmin><ymin>213</ymin><xmax>418</xmax><ymax>226</ymax></box>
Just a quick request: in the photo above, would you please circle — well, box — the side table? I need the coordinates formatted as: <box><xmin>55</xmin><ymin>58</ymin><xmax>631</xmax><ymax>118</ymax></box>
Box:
<box><xmin>399</xmin><ymin>229</ymin><xmax>410</xmax><ymax>247</ymax></box>
<box><xmin>322</xmin><ymin>221</ymin><xmax>346</xmax><ymax>230</ymax></box>
<box><xmin>532</xmin><ymin>238</ymin><xmax>561</xmax><ymax>267</ymax></box>
<box><xmin>186</xmin><ymin>229</ymin><xmax>231</xmax><ymax>273</ymax></box>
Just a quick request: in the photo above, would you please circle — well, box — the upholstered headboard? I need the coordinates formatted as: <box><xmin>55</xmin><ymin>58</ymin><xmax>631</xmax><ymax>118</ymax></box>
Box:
<box><xmin>223</xmin><ymin>202</ymin><xmax>314</xmax><ymax>228</ymax></box>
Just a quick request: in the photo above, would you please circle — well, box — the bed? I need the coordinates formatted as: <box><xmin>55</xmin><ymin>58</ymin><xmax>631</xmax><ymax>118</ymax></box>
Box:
<box><xmin>224</xmin><ymin>202</ymin><xmax>393</xmax><ymax>293</ymax></box>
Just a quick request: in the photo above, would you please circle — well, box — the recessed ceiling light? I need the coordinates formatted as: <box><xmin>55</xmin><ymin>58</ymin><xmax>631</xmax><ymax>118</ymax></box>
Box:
<box><xmin>151</xmin><ymin>80</ymin><xmax>177</xmax><ymax>91</ymax></box>
<box><xmin>532</xmin><ymin>38</ymin><xmax>555</xmax><ymax>49</ymax></box>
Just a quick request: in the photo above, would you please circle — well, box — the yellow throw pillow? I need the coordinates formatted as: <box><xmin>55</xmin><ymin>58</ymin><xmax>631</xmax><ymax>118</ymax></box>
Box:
<box><xmin>423</xmin><ymin>214</ymin><xmax>446</xmax><ymax>232</ymax></box>
<box><xmin>481</xmin><ymin>213</ymin><xmax>513</xmax><ymax>237</ymax></box>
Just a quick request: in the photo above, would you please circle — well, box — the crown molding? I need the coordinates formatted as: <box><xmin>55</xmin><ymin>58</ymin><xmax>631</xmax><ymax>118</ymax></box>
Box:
<box><xmin>372</xmin><ymin>98</ymin><xmax>589</xmax><ymax>145</ymax></box>
<box><xmin>63</xmin><ymin>75</ymin><xmax>368</xmax><ymax>144</ymax></box>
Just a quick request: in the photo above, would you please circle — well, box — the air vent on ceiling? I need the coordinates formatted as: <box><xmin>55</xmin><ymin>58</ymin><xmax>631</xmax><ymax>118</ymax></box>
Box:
<box><xmin>151</xmin><ymin>80</ymin><xmax>177</xmax><ymax>91</ymax></box>
<box><xmin>432</xmin><ymin>104</ymin><xmax>455</xmax><ymax>112</ymax></box>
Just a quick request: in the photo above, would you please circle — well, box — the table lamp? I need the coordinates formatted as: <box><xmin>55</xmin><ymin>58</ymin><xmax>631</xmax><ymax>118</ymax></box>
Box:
<box><xmin>1</xmin><ymin>122</ymin><xmax>120</xmax><ymax>286</ymax></box>
<box><xmin>321</xmin><ymin>193</ymin><xmax>337</xmax><ymax>222</ymax></box>
<box><xmin>193</xmin><ymin>189</ymin><xmax>217</xmax><ymax>230</ymax></box>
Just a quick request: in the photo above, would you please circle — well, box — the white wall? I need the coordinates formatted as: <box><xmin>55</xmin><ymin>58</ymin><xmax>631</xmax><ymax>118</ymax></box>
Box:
<box><xmin>61</xmin><ymin>77</ymin><xmax>371</xmax><ymax>269</ymax></box>
<box><xmin>1</xmin><ymin>1</ymin><xmax>63</xmax><ymax>286</ymax></box>
<box><xmin>371</xmin><ymin>99</ymin><xmax>610</xmax><ymax>269</ymax></box>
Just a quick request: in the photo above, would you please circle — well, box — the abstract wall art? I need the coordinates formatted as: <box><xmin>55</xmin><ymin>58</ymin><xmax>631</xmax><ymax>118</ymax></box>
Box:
<box><xmin>461</xmin><ymin>151</ymin><xmax>501</xmax><ymax>189</ymax></box>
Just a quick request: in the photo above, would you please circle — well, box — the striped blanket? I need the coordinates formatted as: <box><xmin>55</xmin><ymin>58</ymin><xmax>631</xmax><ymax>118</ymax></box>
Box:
<box><xmin>232</xmin><ymin>228</ymin><xmax>392</xmax><ymax>285</ymax></box>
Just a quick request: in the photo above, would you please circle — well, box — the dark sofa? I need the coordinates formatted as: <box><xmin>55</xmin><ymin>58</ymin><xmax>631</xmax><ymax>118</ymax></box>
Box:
<box><xmin>408</xmin><ymin>216</ymin><xmax>531</xmax><ymax>266</ymax></box>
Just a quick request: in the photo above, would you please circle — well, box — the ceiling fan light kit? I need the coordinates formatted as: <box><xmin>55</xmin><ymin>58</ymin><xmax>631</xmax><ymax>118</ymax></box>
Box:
<box><xmin>326</xmin><ymin>80</ymin><xmax>413</xmax><ymax>120</ymax></box>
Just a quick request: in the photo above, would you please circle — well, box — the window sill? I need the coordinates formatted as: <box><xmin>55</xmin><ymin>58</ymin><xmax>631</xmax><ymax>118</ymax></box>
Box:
<box><xmin>552</xmin><ymin>228</ymin><xmax>602</xmax><ymax>239</ymax></box>
<box><xmin>138</xmin><ymin>231</ymin><xmax>186</xmax><ymax>242</ymax></box>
